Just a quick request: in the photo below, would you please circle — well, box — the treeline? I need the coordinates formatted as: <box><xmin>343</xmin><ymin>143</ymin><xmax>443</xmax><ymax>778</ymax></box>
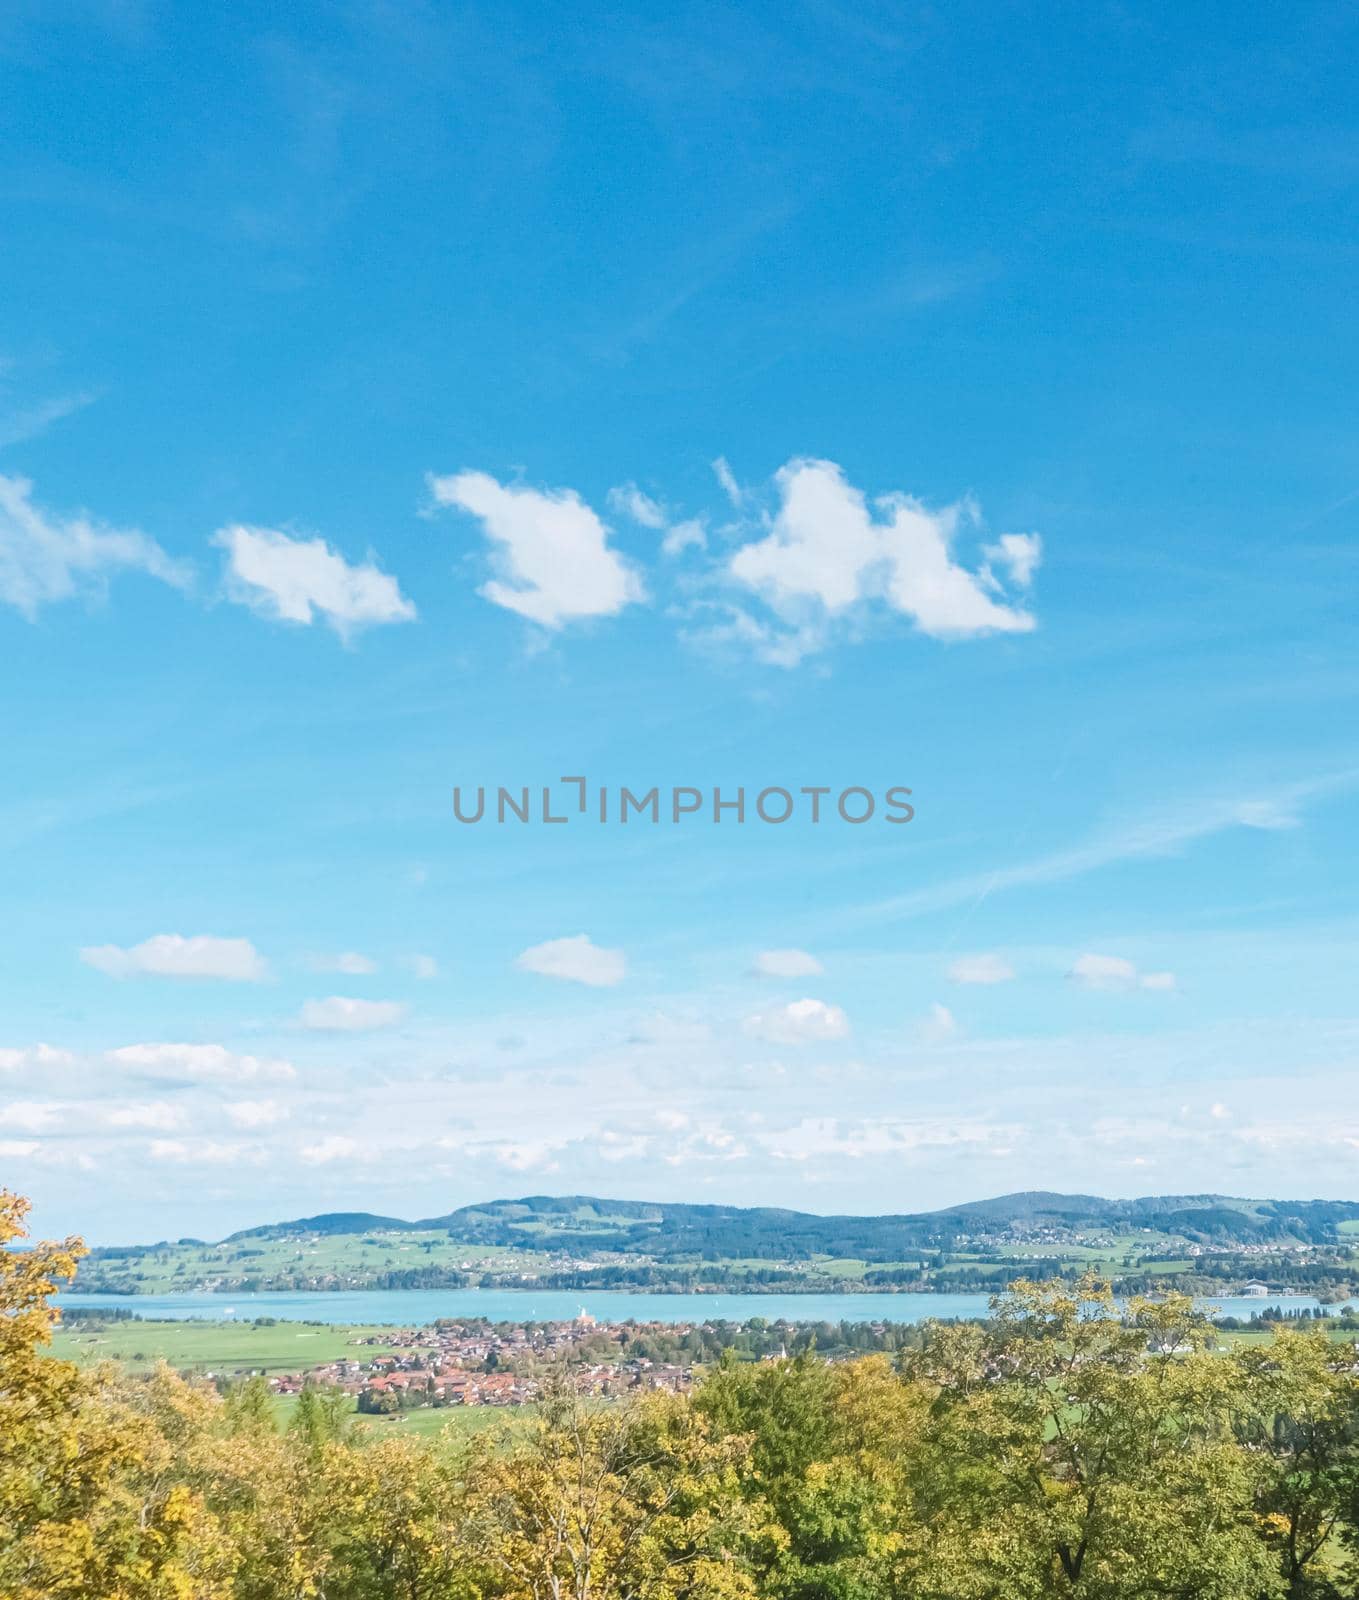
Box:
<box><xmin>12</xmin><ymin>1189</ymin><xmax>1359</xmax><ymax>1598</ymax></box>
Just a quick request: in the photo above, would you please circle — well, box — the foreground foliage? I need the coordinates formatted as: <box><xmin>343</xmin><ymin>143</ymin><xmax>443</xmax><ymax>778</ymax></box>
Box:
<box><xmin>7</xmin><ymin>1191</ymin><xmax>1359</xmax><ymax>1598</ymax></box>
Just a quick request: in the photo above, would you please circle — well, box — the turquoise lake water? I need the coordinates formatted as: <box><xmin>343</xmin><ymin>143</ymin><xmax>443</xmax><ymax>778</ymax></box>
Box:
<box><xmin>58</xmin><ymin>1287</ymin><xmax>1327</xmax><ymax>1326</ymax></box>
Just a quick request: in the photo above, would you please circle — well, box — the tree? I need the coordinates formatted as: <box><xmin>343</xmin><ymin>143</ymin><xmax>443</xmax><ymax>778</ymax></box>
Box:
<box><xmin>0</xmin><ymin>1190</ymin><xmax>237</xmax><ymax>1599</ymax></box>
<box><xmin>467</xmin><ymin>1376</ymin><xmax>760</xmax><ymax>1599</ymax></box>
<box><xmin>696</xmin><ymin>1351</ymin><xmax>928</xmax><ymax>1599</ymax></box>
<box><xmin>905</xmin><ymin>1275</ymin><xmax>1279</xmax><ymax>1598</ymax></box>
<box><xmin>1233</xmin><ymin>1327</ymin><xmax>1359</xmax><ymax>1597</ymax></box>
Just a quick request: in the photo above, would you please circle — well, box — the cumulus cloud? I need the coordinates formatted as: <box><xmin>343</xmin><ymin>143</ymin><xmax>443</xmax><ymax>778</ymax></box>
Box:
<box><xmin>0</xmin><ymin>1043</ymin><xmax>74</xmax><ymax>1071</ymax></box>
<box><xmin>0</xmin><ymin>472</ymin><xmax>191</xmax><ymax>617</ymax></box>
<box><xmin>726</xmin><ymin>459</ymin><xmax>1038</xmax><ymax>663</ymax></box>
<box><xmin>107</xmin><ymin>1042</ymin><xmax>296</xmax><ymax>1083</ymax></box>
<box><xmin>0</xmin><ymin>1100</ymin><xmax>63</xmax><ymax>1133</ymax></box>
<box><xmin>299</xmin><ymin>1134</ymin><xmax>362</xmax><ymax>1165</ymax></box>
<box><xmin>81</xmin><ymin>933</ymin><xmax>269</xmax><ymax>982</ymax></box>
<box><xmin>213</xmin><ymin>524</ymin><xmax>416</xmax><ymax>638</ymax></box>
<box><xmin>428</xmin><ymin>469</ymin><xmax>644</xmax><ymax>629</ymax></box>
<box><xmin>607</xmin><ymin>483</ymin><xmax>665</xmax><ymax>528</ymax></box>
<box><xmin>515</xmin><ymin>934</ymin><xmax>626</xmax><ymax>988</ymax></box>
<box><xmin>0</xmin><ymin>1140</ymin><xmax>38</xmax><ymax>1159</ymax></box>
<box><xmin>105</xmin><ymin>1101</ymin><xmax>183</xmax><ymax>1131</ymax></box>
<box><xmin>744</xmin><ymin>997</ymin><xmax>850</xmax><ymax>1044</ymax></box>
<box><xmin>299</xmin><ymin>996</ymin><xmax>407</xmax><ymax>1032</ymax></box>
<box><xmin>947</xmin><ymin>952</ymin><xmax>1016</xmax><ymax>985</ymax></box>
<box><xmin>1068</xmin><ymin>953</ymin><xmax>1177</xmax><ymax>992</ymax></box>
<box><xmin>752</xmin><ymin>948</ymin><xmax>824</xmax><ymax>979</ymax></box>
<box><xmin>307</xmin><ymin>950</ymin><xmax>377</xmax><ymax>976</ymax></box>
<box><xmin>764</xmin><ymin>1114</ymin><xmax>1017</xmax><ymax>1163</ymax></box>
<box><xmin>225</xmin><ymin>1099</ymin><xmax>289</xmax><ymax>1128</ymax></box>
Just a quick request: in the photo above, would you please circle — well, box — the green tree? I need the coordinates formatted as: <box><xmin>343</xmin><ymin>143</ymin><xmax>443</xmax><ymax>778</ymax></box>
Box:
<box><xmin>1233</xmin><ymin>1326</ymin><xmax>1359</xmax><ymax>1597</ymax></box>
<box><xmin>906</xmin><ymin>1275</ymin><xmax>1278</xmax><ymax>1598</ymax></box>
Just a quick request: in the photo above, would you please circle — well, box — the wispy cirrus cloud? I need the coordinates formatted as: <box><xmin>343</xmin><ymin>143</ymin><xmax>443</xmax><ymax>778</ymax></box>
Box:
<box><xmin>0</xmin><ymin>388</ymin><xmax>97</xmax><ymax>448</ymax></box>
<box><xmin>0</xmin><ymin>472</ymin><xmax>191</xmax><ymax>618</ymax></box>
<box><xmin>844</xmin><ymin>771</ymin><xmax>1358</xmax><ymax>927</ymax></box>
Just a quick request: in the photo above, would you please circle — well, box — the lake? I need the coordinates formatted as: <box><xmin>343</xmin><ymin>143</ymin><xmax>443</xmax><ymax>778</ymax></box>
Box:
<box><xmin>58</xmin><ymin>1287</ymin><xmax>1328</xmax><ymax>1326</ymax></box>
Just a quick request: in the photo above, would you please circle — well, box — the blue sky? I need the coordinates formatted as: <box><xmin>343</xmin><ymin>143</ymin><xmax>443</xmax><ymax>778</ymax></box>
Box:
<box><xmin>3</xmin><ymin>1</ymin><xmax>1358</xmax><ymax>1242</ymax></box>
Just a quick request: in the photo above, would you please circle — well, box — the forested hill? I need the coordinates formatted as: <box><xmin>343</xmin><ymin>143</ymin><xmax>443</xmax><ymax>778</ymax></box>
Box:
<box><xmin>218</xmin><ymin>1191</ymin><xmax>1359</xmax><ymax>1257</ymax></box>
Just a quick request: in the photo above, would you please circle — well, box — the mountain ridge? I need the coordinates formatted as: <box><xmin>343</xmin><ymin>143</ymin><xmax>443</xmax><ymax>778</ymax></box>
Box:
<box><xmin>208</xmin><ymin>1189</ymin><xmax>1359</xmax><ymax>1255</ymax></box>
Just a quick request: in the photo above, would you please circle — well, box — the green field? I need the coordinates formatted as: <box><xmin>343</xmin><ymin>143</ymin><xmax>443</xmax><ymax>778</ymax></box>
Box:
<box><xmin>52</xmin><ymin>1317</ymin><xmax>413</xmax><ymax>1376</ymax></box>
<box><xmin>54</xmin><ymin>1317</ymin><xmax>542</xmax><ymax>1442</ymax></box>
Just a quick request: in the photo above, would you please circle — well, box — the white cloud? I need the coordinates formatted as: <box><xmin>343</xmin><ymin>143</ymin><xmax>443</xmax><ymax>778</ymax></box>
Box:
<box><xmin>299</xmin><ymin>1134</ymin><xmax>361</xmax><ymax>1165</ymax></box>
<box><xmin>744</xmin><ymin>997</ymin><xmax>850</xmax><ymax>1044</ymax></box>
<box><xmin>515</xmin><ymin>934</ymin><xmax>626</xmax><ymax>988</ymax></box>
<box><xmin>947</xmin><ymin>952</ymin><xmax>1016</xmax><ymax>985</ymax></box>
<box><xmin>224</xmin><ymin>1099</ymin><xmax>289</xmax><ymax>1129</ymax></box>
<box><xmin>0</xmin><ymin>1043</ymin><xmax>74</xmax><ymax>1071</ymax></box>
<box><xmin>0</xmin><ymin>472</ymin><xmax>191</xmax><ymax>617</ymax></box>
<box><xmin>0</xmin><ymin>388</ymin><xmax>96</xmax><ymax>448</ymax></box>
<box><xmin>299</xmin><ymin>996</ymin><xmax>407</xmax><ymax>1032</ymax></box>
<box><xmin>461</xmin><ymin>1136</ymin><xmax>564</xmax><ymax>1174</ymax></box>
<box><xmin>80</xmin><ymin>934</ymin><xmax>269</xmax><ymax>983</ymax></box>
<box><xmin>108</xmin><ymin>1042</ymin><xmax>296</xmax><ymax>1083</ymax></box>
<box><xmin>307</xmin><ymin>950</ymin><xmax>377</xmax><ymax>976</ymax></box>
<box><xmin>149</xmin><ymin>1138</ymin><xmax>254</xmax><ymax>1165</ymax></box>
<box><xmin>398</xmin><ymin>953</ymin><xmax>439</xmax><ymax>980</ymax></box>
<box><xmin>607</xmin><ymin>482</ymin><xmax>665</xmax><ymax>528</ymax></box>
<box><xmin>764</xmin><ymin>1114</ymin><xmax>1017</xmax><ymax>1163</ymax></box>
<box><xmin>1068</xmin><ymin>953</ymin><xmax>1138</xmax><ymax>989</ymax></box>
<box><xmin>727</xmin><ymin>459</ymin><xmax>1037</xmax><ymax>662</ymax></box>
<box><xmin>983</xmin><ymin>532</ymin><xmax>1043</xmax><ymax>589</ymax></box>
<box><xmin>0</xmin><ymin>1140</ymin><xmax>38</xmax><ymax>1158</ymax></box>
<box><xmin>1068</xmin><ymin>953</ymin><xmax>1177</xmax><ymax>992</ymax></box>
<box><xmin>428</xmin><ymin>469</ymin><xmax>644</xmax><ymax>629</ymax></box>
<box><xmin>847</xmin><ymin>771</ymin><xmax>1359</xmax><ymax>927</ymax></box>
<box><xmin>921</xmin><ymin>1002</ymin><xmax>958</xmax><ymax>1042</ymax></box>
<box><xmin>213</xmin><ymin>524</ymin><xmax>416</xmax><ymax>638</ymax></box>
<box><xmin>1140</xmin><ymin>970</ymin><xmax>1178</xmax><ymax>991</ymax></box>
<box><xmin>712</xmin><ymin>456</ymin><xmax>746</xmax><ymax>508</ymax></box>
<box><xmin>0</xmin><ymin>1100</ymin><xmax>62</xmax><ymax>1133</ymax></box>
<box><xmin>752</xmin><ymin>948</ymin><xmax>824</xmax><ymax>979</ymax></box>
<box><xmin>105</xmin><ymin>1101</ymin><xmax>183</xmax><ymax>1131</ymax></box>
<box><xmin>661</xmin><ymin>518</ymin><xmax>706</xmax><ymax>557</ymax></box>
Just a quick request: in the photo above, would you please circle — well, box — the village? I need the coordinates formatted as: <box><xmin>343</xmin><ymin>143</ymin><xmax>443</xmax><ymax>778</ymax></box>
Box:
<box><xmin>266</xmin><ymin>1311</ymin><xmax>696</xmax><ymax>1412</ymax></box>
